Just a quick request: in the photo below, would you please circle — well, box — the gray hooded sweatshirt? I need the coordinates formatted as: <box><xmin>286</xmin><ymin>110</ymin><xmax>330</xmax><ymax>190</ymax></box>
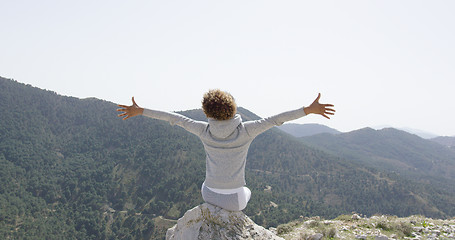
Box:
<box><xmin>142</xmin><ymin>108</ymin><xmax>306</xmax><ymax>189</ymax></box>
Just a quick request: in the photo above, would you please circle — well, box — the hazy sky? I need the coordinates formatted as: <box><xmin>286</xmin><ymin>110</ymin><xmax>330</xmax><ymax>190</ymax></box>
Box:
<box><xmin>1</xmin><ymin>0</ymin><xmax>454</xmax><ymax>136</ymax></box>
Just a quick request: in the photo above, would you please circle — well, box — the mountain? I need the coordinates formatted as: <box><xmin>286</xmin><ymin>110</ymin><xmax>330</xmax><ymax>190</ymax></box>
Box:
<box><xmin>431</xmin><ymin>136</ymin><xmax>455</xmax><ymax>149</ymax></box>
<box><xmin>373</xmin><ymin>125</ymin><xmax>439</xmax><ymax>139</ymax></box>
<box><xmin>277</xmin><ymin>123</ymin><xmax>340</xmax><ymax>137</ymax></box>
<box><xmin>300</xmin><ymin>127</ymin><xmax>455</xmax><ymax>180</ymax></box>
<box><xmin>299</xmin><ymin>127</ymin><xmax>455</xmax><ymax>216</ymax></box>
<box><xmin>398</xmin><ymin>127</ymin><xmax>438</xmax><ymax>139</ymax></box>
<box><xmin>1</xmin><ymin>77</ymin><xmax>455</xmax><ymax>239</ymax></box>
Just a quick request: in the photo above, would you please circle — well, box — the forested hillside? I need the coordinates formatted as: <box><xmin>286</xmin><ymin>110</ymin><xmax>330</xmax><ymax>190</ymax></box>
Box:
<box><xmin>299</xmin><ymin>128</ymin><xmax>455</xmax><ymax>181</ymax></box>
<box><xmin>432</xmin><ymin>136</ymin><xmax>455</xmax><ymax>149</ymax></box>
<box><xmin>1</xmin><ymin>77</ymin><xmax>454</xmax><ymax>239</ymax></box>
<box><xmin>299</xmin><ymin>128</ymin><xmax>455</xmax><ymax>216</ymax></box>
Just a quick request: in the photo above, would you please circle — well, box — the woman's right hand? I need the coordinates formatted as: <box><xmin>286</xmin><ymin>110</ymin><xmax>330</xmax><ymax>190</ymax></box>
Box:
<box><xmin>117</xmin><ymin>97</ymin><xmax>144</xmax><ymax>120</ymax></box>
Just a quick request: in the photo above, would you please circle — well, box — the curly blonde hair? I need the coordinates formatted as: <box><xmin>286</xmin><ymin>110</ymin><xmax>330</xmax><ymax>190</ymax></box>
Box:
<box><xmin>202</xmin><ymin>89</ymin><xmax>237</xmax><ymax>120</ymax></box>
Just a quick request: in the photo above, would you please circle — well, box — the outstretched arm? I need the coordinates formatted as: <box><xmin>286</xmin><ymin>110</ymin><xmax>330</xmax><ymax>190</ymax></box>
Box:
<box><xmin>303</xmin><ymin>93</ymin><xmax>335</xmax><ymax>119</ymax></box>
<box><xmin>244</xmin><ymin>93</ymin><xmax>335</xmax><ymax>137</ymax></box>
<box><xmin>117</xmin><ymin>97</ymin><xmax>207</xmax><ymax>136</ymax></box>
<box><xmin>117</xmin><ymin>97</ymin><xmax>144</xmax><ymax>120</ymax></box>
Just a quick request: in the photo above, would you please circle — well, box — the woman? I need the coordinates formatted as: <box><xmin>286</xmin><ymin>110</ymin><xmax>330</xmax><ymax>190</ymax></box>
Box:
<box><xmin>117</xmin><ymin>89</ymin><xmax>334</xmax><ymax>211</ymax></box>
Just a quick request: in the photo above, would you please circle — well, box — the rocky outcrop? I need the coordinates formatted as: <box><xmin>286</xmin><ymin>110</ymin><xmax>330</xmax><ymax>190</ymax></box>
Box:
<box><xmin>280</xmin><ymin>214</ymin><xmax>455</xmax><ymax>240</ymax></box>
<box><xmin>166</xmin><ymin>203</ymin><xmax>283</xmax><ymax>240</ymax></box>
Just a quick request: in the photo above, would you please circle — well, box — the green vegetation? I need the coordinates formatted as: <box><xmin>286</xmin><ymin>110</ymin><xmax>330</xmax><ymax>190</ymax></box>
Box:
<box><xmin>1</xmin><ymin>77</ymin><xmax>455</xmax><ymax>239</ymax></box>
<box><xmin>277</xmin><ymin>220</ymin><xmax>301</xmax><ymax>235</ymax></box>
<box><xmin>299</xmin><ymin>128</ymin><xmax>455</xmax><ymax>206</ymax></box>
<box><xmin>278</xmin><ymin>214</ymin><xmax>447</xmax><ymax>240</ymax></box>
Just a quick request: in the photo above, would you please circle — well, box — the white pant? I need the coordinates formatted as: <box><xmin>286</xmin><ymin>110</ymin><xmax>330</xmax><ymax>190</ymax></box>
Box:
<box><xmin>201</xmin><ymin>182</ymin><xmax>251</xmax><ymax>211</ymax></box>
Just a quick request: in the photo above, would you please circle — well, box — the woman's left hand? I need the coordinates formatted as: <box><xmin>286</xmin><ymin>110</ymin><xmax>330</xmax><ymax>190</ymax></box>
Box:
<box><xmin>304</xmin><ymin>93</ymin><xmax>335</xmax><ymax>119</ymax></box>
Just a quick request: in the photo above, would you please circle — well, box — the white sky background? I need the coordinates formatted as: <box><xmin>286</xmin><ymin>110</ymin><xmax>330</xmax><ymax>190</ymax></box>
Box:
<box><xmin>1</xmin><ymin>0</ymin><xmax>454</xmax><ymax>136</ymax></box>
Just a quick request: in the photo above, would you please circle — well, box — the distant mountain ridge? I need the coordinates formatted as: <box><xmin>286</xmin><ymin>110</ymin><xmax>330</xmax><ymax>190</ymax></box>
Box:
<box><xmin>277</xmin><ymin>123</ymin><xmax>448</xmax><ymax>140</ymax></box>
<box><xmin>372</xmin><ymin>125</ymin><xmax>440</xmax><ymax>139</ymax></box>
<box><xmin>299</xmin><ymin>127</ymin><xmax>455</xmax><ymax>195</ymax></box>
<box><xmin>397</xmin><ymin>127</ymin><xmax>439</xmax><ymax>139</ymax></box>
<box><xmin>277</xmin><ymin>123</ymin><xmax>340</xmax><ymax>137</ymax></box>
<box><xmin>431</xmin><ymin>136</ymin><xmax>455</xmax><ymax>148</ymax></box>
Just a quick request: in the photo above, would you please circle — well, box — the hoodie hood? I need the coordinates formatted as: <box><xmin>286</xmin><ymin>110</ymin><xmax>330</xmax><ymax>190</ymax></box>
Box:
<box><xmin>208</xmin><ymin>114</ymin><xmax>242</xmax><ymax>139</ymax></box>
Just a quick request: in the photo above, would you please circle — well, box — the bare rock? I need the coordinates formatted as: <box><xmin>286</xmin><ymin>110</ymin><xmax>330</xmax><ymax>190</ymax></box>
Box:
<box><xmin>308</xmin><ymin>233</ymin><xmax>323</xmax><ymax>240</ymax></box>
<box><xmin>166</xmin><ymin>203</ymin><xmax>283</xmax><ymax>240</ymax></box>
<box><xmin>352</xmin><ymin>213</ymin><xmax>361</xmax><ymax>220</ymax></box>
<box><xmin>375</xmin><ymin>235</ymin><xmax>388</xmax><ymax>240</ymax></box>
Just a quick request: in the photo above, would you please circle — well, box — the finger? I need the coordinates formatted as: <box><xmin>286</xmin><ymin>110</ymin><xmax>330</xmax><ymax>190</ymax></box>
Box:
<box><xmin>116</xmin><ymin>108</ymin><xmax>127</xmax><ymax>112</ymax></box>
<box><xmin>322</xmin><ymin>114</ymin><xmax>330</xmax><ymax>119</ymax></box>
<box><xmin>132</xmin><ymin>97</ymin><xmax>138</xmax><ymax>107</ymax></box>
<box><xmin>325</xmin><ymin>108</ymin><xmax>336</xmax><ymax>113</ymax></box>
<box><xmin>315</xmin><ymin>93</ymin><xmax>321</xmax><ymax>103</ymax></box>
<box><xmin>117</xmin><ymin>104</ymin><xmax>129</xmax><ymax>108</ymax></box>
<box><xmin>118</xmin><ymin>113</ymin><xmax>127</xmax><ymax>117</ymax></box>
<box><xmin>323</xmin><ymin>104</ymin><xmax>334</xmax><ymax>107</ymax></box>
